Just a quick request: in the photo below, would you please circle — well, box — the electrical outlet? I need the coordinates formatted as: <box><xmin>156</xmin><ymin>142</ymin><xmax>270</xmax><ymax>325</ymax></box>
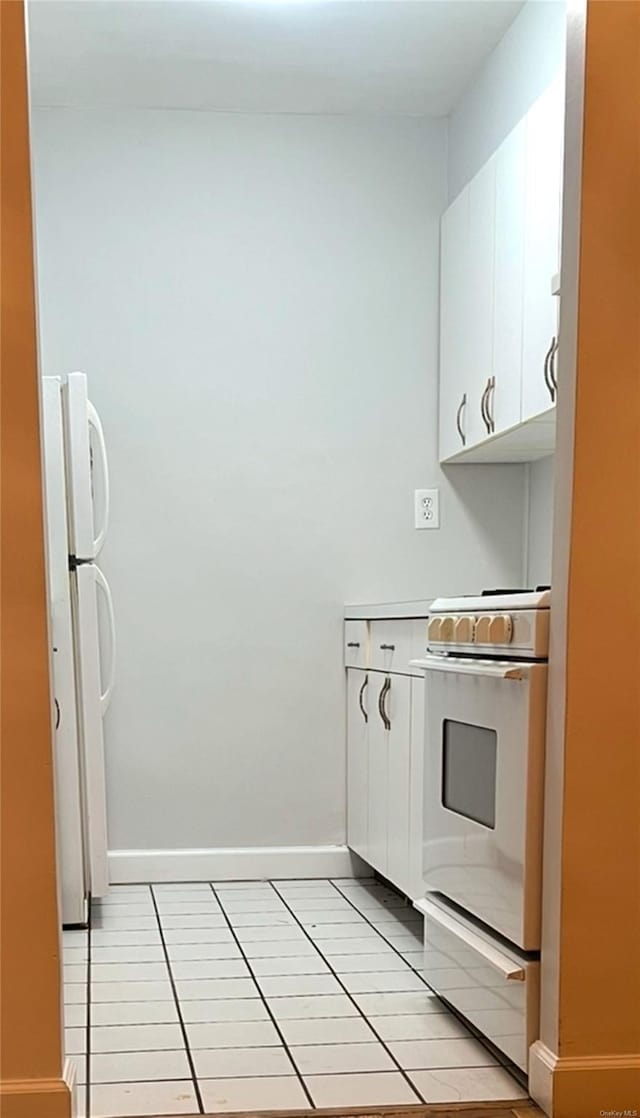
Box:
<box><xmin>414</xmin><ymin>488</ymin><xmax>440</xmax><ymax>530</ymax></box>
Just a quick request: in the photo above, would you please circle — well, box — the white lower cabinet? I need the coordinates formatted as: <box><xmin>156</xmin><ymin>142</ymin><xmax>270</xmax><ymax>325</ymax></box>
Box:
<box><xmin>346</xmin><ymin>655</ymin><xmax>425</xmax><ymax>900</ymax></box>
<box><xmin>346</xmin><ymin>669</ymin><xmax>369</xmax><ymax>862</ymax></box>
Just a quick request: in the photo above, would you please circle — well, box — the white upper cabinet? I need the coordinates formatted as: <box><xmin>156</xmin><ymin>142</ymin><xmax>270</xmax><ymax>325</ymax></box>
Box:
<box><xmin>522</xmin><ymin>75</ymin><xmax>565</xmax><ymax>421</ymax></box>
<box><xmin>466</xmin><ymin>157</ymin><xmax>497</xmax><ymax>449</ymax></box>
<box><xmin>492</xmin><ymin>120</ymin><xmax>527</xmax><ymax>437</ymax></box>
<box><xmin>438</xmin><ymin>75</ymin><xmax>564</xmax><ymax>463</ymax></box>
<box><xmin>438</xmin><ymin>188</ymin><xmax>470</xmax><ymax>461</ymax></box>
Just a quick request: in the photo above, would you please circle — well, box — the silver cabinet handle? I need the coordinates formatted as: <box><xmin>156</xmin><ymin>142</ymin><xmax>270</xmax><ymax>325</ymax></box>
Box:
<box><xmin>358</xmin><ymin>675</ymin><xmax>368</xmax><ymax>724</ymax></box>
<box><xmin>379</xmin><ymin>643</ymin><xmax>395</xmax><ymax>651</ymax></box>
<box><xmin>487</xmin><ymin>376</ymin><xmax>496</xmax><ymax>433</ymax></box>
<box><xmin>480</xmin><ymin>382</ymin><xmax>489</xmax><ymax>432</ymax></box>
<box><xmin>377</xmin><ymin>677</ymin><xmax>391</xmax><ymax>730</ymax></box>
<box><xmin>543</xmin><ymin>337</ymin><xmax>556</xmax><ymax>402</ymax></box>
<box><xmin>54</xmin><ymin>698</ymin><xmax>60</xmax><ymax>730</ymax></box>
<box><xmin>455</xmin><ymin>393</ymin><xmax>467</xmax><ymax>446</ymax></box>
<box><xmin>347</xmin><ymin>641</ymin><xmax>360</xmax><ymax>648</ymax></box>
<box><xmin>549</xmin><ymin>337</ymin><xmax>559</xmax><ymax>395</ymax></box>
<box><xmin>481</xmin><ymin>378</ymin><xmax>493</xmax><ymax>434</ymax></box>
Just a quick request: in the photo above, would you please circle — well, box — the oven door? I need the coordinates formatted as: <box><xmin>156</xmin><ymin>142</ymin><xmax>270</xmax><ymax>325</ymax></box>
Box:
<box><xmin>422</xmin><ymin>654</ymin><xmax>547</xmax><ymax>950</ymax></box>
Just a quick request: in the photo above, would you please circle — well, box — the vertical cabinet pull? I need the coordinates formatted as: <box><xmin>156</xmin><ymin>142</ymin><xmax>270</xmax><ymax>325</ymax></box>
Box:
<box><xmin>358</xmin><ymin>675</ymin><xmax>368</xmax><ymax>724</ymax></box>
<box><xmin>487</xmin><ymin>376</ymin><xmax>496</xmax><ymax>433</ymax></box>
<box><xmin>455</xmin><ymin>393</ymin><xmax>467</xmax><ymax>446</ymax></box>
<box><xmin>378</xmin><ymin>677</ymin><xmax>391</xmax><ymax>731</ymax></box>
<box><xmin>543</xmin><ymin>337</ymin><xmax>556</xmax><ymax>403</ymax></box>
<box><xmin>481</xmin><ymin>377</ymin><xmax>495</xmax><ymax>434</ymax></box>
<box><xmin>54</xmin><ymin>698</ymin><xmax>60</xmax><ymax>730</ymax></box>
<box><xmin>549</xmin><ymin>337</ymin><xmax>559</xmax><ymax>395</ymax></box>
<box><xmin>480</xmin><ymin>381</ymin><xmax>490</xmax><ymax>433</ymax></box>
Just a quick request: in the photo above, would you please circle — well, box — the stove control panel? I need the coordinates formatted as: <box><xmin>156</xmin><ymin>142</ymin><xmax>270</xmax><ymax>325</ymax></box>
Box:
<box><xmin>427</xmin><ymin>609</ymin><xmax>548</xmax><ymax>658</ymax></box>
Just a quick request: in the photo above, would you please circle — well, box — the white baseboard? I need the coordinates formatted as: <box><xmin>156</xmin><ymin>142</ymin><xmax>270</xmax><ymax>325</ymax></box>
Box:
<box><xmin>108</xmin><ymin>845</ymin><xmax>369</xmax><ymax>883</ymax></box>
<box><xmin>529</xmin><ymin>1040</ymin><xmax>640</xmax><ymax>1117</ymax></box>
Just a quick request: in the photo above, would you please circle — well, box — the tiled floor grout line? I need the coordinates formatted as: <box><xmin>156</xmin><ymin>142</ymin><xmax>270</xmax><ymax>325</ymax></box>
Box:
<box><xmin>208</xmin><ymin>882</ymin><xmax>316</xmax><ymax>1110</ymax></box>
<box><xmin>86</xmin><ymin>914</ymin><xmax>92</xmax><ymax>1118</ymax></box>
<box><xmin>149</xmin><ymin>885</ymin><xmax>205</xmax><ymax>1115</ymax></box>
<box><xmin>328</xmin><ymin>880</ymin><xmax>429</xmax><ymax>980</ymax></box>
<box><xmin>270</xmin><ymin>880</ymin><xmax>426</xmax><ymax>1105</ymax></box>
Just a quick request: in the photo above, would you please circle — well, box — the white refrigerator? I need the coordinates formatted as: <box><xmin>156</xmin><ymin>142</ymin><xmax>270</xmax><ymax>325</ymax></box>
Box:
<box><xmin>42</xmin><ymin>372</ymin><xmax>115</xmax><ymax>926</ymax></box>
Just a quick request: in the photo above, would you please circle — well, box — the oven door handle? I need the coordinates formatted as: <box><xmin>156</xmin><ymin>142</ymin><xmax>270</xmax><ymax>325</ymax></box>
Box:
<box><xmin>415</xmin><ymin>899</ymin><xmax>526</xmax><ymax>981</ymax></box>
<box><xmin>410</xmin><ymin>655</ymin><xmax>527</xmax><ymax>681</ymax></box>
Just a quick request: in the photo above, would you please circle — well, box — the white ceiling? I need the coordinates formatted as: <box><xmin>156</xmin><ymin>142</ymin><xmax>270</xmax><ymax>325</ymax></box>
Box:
<box><xmin>27</xmin><ymin>0</ymin><xmax>524</xmax><ymax>117</ymax></box>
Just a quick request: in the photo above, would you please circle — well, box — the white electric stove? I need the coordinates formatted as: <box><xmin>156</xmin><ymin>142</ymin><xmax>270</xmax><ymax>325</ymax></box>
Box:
<box><xmin>412</xmin><ymin>588</ymin><xmax>551</xmax><ymax>1073</ymax></box>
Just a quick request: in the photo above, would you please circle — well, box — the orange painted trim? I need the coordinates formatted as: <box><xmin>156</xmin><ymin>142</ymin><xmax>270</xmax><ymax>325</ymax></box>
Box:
<box><xmin>1</xmin><ymin>1</ymin><xmax>71</xmax><ymax>1114</ymax></box>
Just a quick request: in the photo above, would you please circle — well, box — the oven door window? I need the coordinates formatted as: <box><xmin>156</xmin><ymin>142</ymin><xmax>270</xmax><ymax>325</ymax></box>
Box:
<box><xmin>442</xmin><ymin>720</ymin><xmax>497</xmax><ymax>829</ymax></box>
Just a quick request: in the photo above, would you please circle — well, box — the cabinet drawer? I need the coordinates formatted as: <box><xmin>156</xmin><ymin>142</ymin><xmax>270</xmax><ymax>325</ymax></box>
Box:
<box><xmin>344</xmin><ymin>620</ymin><xmax>368</xmax><ymax>668</ymax></box>
<box><xmin>417</xmin><ymin>896</ymin><xmax>539</xmax><ymax>1072</ymax></box>
<box><xmin>370</xmin><ymin>620</ymin><xmax>427</xmax><ymax>676</ymax></box>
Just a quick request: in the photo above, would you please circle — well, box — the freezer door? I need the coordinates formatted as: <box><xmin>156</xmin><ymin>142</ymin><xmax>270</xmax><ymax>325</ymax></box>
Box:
<box><xmin>42</xmin><ymin>378</ymin><xmax>87</xmax><ymax>925</ymax></box>
<box><xmin>64</xmin><ymin>372</ymin><xmax>110</xmax><ymax>561</ymax></box>
<box><xmin>73</xmin><ymin>562</ymin><xmax>114</xmax><ymax>897</ymax></box>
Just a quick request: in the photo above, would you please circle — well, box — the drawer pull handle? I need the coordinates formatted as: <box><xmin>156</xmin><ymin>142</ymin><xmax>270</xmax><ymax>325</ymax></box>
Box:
<box><xmin>347</xmin><ymin>642</ymin><xmax>360</xmax><ymax>648</ymax></box>
<box><xmin>358</xmin><ymin>675</ymin><xmax>368</xmax><ymax>724</ymax></box>
<box><xmin>378</xmin><ymin>677</ymin><xmax>391</xmax><ymax>730</ymax></box>
<box><xmin>379</xmin><ymin>643</ymin><xmax>395</xmax><ymax>651</ymax></box>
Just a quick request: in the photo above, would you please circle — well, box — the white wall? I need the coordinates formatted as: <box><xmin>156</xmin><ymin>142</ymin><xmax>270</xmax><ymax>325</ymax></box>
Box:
<box><xmin>526</xmin><ymin>457</ymin><xmax>555</xmax><ymax>587</ymax></box>
<box><xmin>448</xmin><ymin>0</ymin><xmax>567</xmax><ymax>199</ymax></box>
<box><xmin>32</xmin><ymin>108</ymin><xmax>525</xmax><ymax>854</ymax></box>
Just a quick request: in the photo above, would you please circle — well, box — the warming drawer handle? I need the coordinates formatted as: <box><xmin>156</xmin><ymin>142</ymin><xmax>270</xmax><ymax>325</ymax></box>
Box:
<box><xmin>418</xmin><ymin>900</ymin><xmax>526</xmax><ymax>982</ymax></box>
<box><xmin>409</xmin><ymin>654</ymin><xmax>527</xmax><ymax>681</ymax></box>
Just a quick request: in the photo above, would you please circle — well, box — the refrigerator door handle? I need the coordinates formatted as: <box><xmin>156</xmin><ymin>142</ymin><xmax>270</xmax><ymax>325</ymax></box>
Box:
<box><xmin>87</xmin><ymin>401</ymin><xmax>110</xmax><ymax>556</ymax></box>
<box><xmin>94</xmin><ymin>565</ymin><xmax>116</xmax><ymax>715</ymax></box>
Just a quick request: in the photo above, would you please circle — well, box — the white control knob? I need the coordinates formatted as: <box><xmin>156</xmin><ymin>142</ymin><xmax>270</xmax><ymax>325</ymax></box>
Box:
<box><xmin>455</xmin><ymin>616</ymin><xmax>476</xmax><ymax>644</ymax></box>
<box><xmin>488</xmin><ymin>614</ymin><xmax>514</xmax><ymax>644</ymax></box>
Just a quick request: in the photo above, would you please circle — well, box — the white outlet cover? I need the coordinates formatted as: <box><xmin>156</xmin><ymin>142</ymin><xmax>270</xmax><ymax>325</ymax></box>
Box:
<box><xmin>414</xmin><ymin>488</ymin><xmax>440</xmax><ymax>530</ymax></box>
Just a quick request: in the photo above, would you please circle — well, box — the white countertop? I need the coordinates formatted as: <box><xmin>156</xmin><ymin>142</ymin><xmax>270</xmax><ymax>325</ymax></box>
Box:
<box><xmin>344</xmin><ymin>599</ymin><xmax>433</xmax><ymax>620</ymax></box>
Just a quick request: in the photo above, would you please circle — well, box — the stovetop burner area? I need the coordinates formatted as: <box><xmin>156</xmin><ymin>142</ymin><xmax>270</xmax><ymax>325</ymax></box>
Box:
<box><xmin>481</xmin><ymin>585</ymin><xmax>550</xmax><ymax>596</ymax></box>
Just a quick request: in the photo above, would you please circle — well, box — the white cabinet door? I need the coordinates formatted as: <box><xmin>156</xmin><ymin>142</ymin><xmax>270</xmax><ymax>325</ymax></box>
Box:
<box><xmin>367</xmin><ymin>674</ymin><xmax>389</xmax><ymax>877</ymax></box>
<box><xmin>439</xmin><ymin>188</ymin><xmax>470</xmax><ymax>461</ymax></box>
<box><xmin>385</xmin><ymin>673</ymin><xmax>413</xmax><ymax>895</ymax></box>
<box><xmin>465</xmin><ymin>157</ymin><xmax>497</xmax><ymax>449</ymax></box>
<box><xmin>522</xmin><ymin>77</ymin><xmax>564</xmax><ymax>421</ymax></box>
<box><xmin>407</xmin><ymin>676</ymin><xmax>426</xmax><ymax>901</ymax></box>
<box><xmin>492</xmin><ymin>121</ymin><xmax>527</xmax><ymax>436</ymax></box>
<box><xmin>346</xmin><ymin>669</ymin><xmax>369</xmax><ymax>862</ymax></box>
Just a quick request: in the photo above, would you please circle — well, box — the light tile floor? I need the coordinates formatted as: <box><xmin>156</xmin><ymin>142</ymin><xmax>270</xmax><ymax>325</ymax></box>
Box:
<box><xmin>64</xmin><ymin>878</ymin><xmax>528</xmax><ymax>1116</ymax></box>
